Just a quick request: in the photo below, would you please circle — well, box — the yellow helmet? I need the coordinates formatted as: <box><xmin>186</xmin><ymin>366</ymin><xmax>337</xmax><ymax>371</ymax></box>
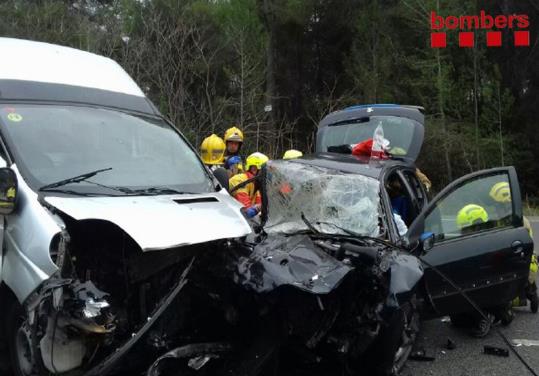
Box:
<box><xmin>490</xmin><ymin>182</ymin><xmax>511</xmax><ymax>203</ymax></box>
<box><xmin>456</xmin><ymin>204</ymin><xmax>489</xmax><ymax>229</ymax></box>
<box><xmin>224</xmin><ymin>126</ymin><xmax>244</xmax><ymax>143</ymax></box>
<box><xmin>245</xmin><ymin>152</ymin><xmax>269</xmax><ymax>171</ymax></box>
<box><xmin>200</xmin><ymin>134</ymin><xmax>226</xmax><ymax>165</ymax></box>
<box><xmin>283</xmin><ymin>149</ymin><xmax>303</xmax><ymax>160</ymax></box>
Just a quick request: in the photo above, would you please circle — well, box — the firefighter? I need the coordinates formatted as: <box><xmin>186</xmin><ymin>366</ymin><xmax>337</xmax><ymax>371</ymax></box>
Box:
<box><xmin>283</xmin><ymin>149</ymin><xmax>303</xmax><ymax>160</ymax></box>
<box><xmin>456</xmin><ymin>204</ymin><xmax>489</xmax><ymax>234</ymax></box>
<box><xmin>200</xmin><ymin>134</ymin><xmax>225</xmax><ymax>171</ymax></box>
<box><xmin>223</xmin><ymin>126</ymin><xmax>244</xmax><ymax>171</ymax></box>
<box><xmin>224</xmin><ymin>155</ymin><xmax>243</xmax><ymax>178</ymax></box>
<box><xmin>489</xmin><ymin>181</ymin><xmax>538</xmax><ymax>313</ymax></box>
<box><xmin>229</xmin><ymin>152</ymin><xmax>269</xmax><ymax>218</ymax></box>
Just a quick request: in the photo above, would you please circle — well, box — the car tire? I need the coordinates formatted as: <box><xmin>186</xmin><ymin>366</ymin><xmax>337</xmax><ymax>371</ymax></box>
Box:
<box><xmin>529</xmin><ymin>294</ymin><xmax>539</xmax><ymax>313</ymax></box>
<box><xmin>392</xmin><ymin>296</ymin><xmax>420</xmax><ymax>375</ymax></box>
<box><xmin>497</xmin><ymin>303</ymin><xmax>514</xmax><ymax>326</ymax></box>
<box><xmin>527</xmin><ymin>283</ymin><xmax>538</xmax><ymax>313</ymax></box>
<box><xmin>362</xmin><ymin>295</ymin><xmax>420</xmax><ymax>376</ymax></box>
<box><xmin>449</xmin><ymin>313</ymin><xmax>472</xmax><ymax>328</ymax></box>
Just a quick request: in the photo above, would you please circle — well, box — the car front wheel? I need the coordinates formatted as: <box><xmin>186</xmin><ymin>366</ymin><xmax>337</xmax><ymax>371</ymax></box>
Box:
<box><xmin>362</xmin><ymin>296</ymin><xmax>420</xmax><ymax>376</ymax></box>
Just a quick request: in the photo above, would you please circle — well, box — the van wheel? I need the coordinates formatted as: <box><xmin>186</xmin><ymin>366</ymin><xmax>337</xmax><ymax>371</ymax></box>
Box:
<box><xmin>6</xmin><ymin>302</ymin><xmax>38</xmax><ymax>376</ymax></box>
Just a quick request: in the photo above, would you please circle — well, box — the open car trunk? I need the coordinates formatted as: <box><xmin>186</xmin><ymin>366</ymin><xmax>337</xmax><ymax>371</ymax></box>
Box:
<box><xmin>316</xmin><ymin>105</ymin><xmax>425</xmax><ymax>162</ymax></box>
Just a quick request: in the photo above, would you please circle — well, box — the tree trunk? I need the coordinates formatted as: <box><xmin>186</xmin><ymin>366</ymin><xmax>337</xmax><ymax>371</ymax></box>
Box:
<box><xmin>436</xmin><ymin>0</ymin><xmax>452</xmax><ymax>182</ymax></box>
<box><xmin>473</xmin><ymin>43</ymin><xmax>480</xmax><ymax>169</ymax></box>
<box><xmin>262</xmin><ymin>0</ymin><xmax>275</xmax><ymax>134</ymax></box>
<box><xmin>497</xmin><ymin>83</ymin><xmax>505</xmax><ymax>166</ymax></box>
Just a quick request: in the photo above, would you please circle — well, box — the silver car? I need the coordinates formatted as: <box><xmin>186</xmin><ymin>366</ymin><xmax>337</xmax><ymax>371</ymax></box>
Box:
<box><xmin>0</xmin><ymin>38</ymin><xmax>250</xmax><ymax>375</ymax></box>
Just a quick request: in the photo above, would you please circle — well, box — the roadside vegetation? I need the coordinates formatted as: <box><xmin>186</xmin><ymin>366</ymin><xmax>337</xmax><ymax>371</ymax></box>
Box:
<box><xmin>0</xmin><ymin>0</ymin><xmax>537</xmax><ymax>198</ymax></box>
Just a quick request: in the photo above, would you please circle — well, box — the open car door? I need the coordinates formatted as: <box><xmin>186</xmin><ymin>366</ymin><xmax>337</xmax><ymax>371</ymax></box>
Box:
<box><xmin>407</xmin><ymin>167</ymin><xmax>533</xmax><ymax>317</ymax></box>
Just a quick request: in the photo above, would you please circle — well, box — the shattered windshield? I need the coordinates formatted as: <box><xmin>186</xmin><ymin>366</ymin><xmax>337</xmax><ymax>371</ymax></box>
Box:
<box><xmin>264</xmin><ymin>160</ymin><xmax>380</xmax><ymax>237</ymax></box>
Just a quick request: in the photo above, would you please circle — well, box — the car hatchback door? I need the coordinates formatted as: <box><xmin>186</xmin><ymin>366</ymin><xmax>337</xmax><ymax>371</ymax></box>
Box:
<box><xmin>407</xmin><ymin>167</ymin><xmax>533</xmax><ymax>317</ymax></box>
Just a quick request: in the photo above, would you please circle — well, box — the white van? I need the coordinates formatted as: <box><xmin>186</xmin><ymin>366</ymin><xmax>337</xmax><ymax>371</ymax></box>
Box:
<box><xmin>0</xmin><ymin>38</ymin><xmax>250</xmax><ymax>375</ymax></box>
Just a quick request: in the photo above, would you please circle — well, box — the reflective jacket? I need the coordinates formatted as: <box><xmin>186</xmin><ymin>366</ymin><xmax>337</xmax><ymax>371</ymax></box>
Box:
<box><xmin>229</xmin><ymin>171</ymin><xmax>261</xmax><ymax>208</ymax></box>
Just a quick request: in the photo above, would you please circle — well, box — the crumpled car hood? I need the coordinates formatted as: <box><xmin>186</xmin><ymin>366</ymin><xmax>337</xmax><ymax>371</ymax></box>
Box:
<box><xmin>234</xmin><ymin>234</ymin><xmax>353</xmax><ymax>294</ymax></box>
<box><xmin>44</xmin><ymin>191</ymin><xmax>252</xmax><ymax>251</ymax></box>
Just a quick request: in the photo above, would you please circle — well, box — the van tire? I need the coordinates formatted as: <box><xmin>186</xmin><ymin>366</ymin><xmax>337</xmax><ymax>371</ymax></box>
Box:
<box><xmin>6</xmin><ymin>301</ymin><xmax>38</xmax><ymax>376</ymax></box>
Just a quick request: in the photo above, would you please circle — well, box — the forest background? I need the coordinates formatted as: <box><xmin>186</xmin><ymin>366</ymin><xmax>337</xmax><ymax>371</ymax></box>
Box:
<box><xmin>1</xmin><ymin>0</ymin><xmax>538</xmax><ymax>205</ymax></box>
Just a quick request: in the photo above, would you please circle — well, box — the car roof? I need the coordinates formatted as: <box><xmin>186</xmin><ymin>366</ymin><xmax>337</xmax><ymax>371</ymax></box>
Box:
<box><xmin>290</xmin><ymin>152</ymin><xmax>415</xmax><ymax>180</ymax></box>
<box><xmin>0</xmin><ymin>38</ymin><xmax>157</xmax><ymax>115</ymax></box>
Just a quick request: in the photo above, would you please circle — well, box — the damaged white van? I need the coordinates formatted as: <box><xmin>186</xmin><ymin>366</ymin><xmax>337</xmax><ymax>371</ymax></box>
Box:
<box><xmin>0</xmin><ymin>38</ymin><xmax>251</xmax><ymax>375</ymax></box>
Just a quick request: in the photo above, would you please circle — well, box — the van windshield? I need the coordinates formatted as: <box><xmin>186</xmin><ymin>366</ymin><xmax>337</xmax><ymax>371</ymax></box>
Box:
<box><xmin>0</xmin><ymin>105</ymin><xmax>213</xmax><ymax>195</ymax></box>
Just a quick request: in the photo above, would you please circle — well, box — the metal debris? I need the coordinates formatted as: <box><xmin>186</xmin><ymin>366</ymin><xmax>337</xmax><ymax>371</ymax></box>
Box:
<box><xmin>483</xmin><ymin>345</ymin><xmax>509</xmax><ymax>357</ymax></box>
<box><xmin>446</xmin><ymin>338</ymin><xmax>457</xmax><ymax>350</ymax></box>
<box><xmin>409</xmin><ymin>348</ymin><xmax>435</xmax><ymax>361</ymax></box>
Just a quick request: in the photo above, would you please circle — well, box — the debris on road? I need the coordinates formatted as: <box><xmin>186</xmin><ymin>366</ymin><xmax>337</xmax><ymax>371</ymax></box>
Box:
<box><xmin>446</xmin><ymin>338</ymin><xmax>457</xmax><ymax>350</ymax></box>
<box><xmin>409</xmin><ymin>348</ymin><xmax>436</xmax><ymax>361</ymax></box>
<box><xmin>483</xmin><ymin>345</ymin><xmax>509</xmax><ymax>357</ymax></box>
<box><xmin>511</xmin><ymin>339</ymin><xmax>539</xmax><ymax>347</ymax></box>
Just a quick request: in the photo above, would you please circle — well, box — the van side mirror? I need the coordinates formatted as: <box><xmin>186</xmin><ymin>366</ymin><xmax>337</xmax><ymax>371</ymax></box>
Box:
<box><xmin>0</xmin><ymin>167</ymin><xmax>17</xmax><ymax>215</ymax></box>
<box><xmin>213</xmin><ymin>167</ymin><xmax>230</xmax><ymax>192</ymax></box>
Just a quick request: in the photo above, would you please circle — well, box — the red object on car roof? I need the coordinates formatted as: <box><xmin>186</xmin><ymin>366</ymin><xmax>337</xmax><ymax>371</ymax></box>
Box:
<box><xmin>352</xmin><ymin>138</ymin><xmax>374</xmax><ymax>157</ymax></box>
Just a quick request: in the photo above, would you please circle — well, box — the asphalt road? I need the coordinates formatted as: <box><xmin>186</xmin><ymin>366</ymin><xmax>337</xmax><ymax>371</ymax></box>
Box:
<box><xmin>404</xmin><ymin>217</ymin><xmax>539</xmax><ymax>376</ymax></box>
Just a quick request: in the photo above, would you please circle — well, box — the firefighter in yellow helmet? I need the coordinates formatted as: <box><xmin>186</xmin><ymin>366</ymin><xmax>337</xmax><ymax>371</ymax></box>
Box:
<box><xmin>223</xmin><ymin>126</ymin><xmax>244</xmax><ymax>174</ymax></box>
<box><xmin>200</xmin><ymin>134</ymin><xmax>225</xmax><ymax>171</ymax></box>
<box><xmin>283</xmin><ymin>149</ymin><xmax>303</xmax><ymax>160</ymax></box>
<box><xmin>489</xmin><ymin>181</ymin><xmax>538</xmax><ymax>313</ymax></box>
<box><xmin>229</xmin><ymin>152</ymin><xmax>269</xmax><ymax>218</ymax></box>
<box><xmin>456</xmin><ymin>204</ymin><xmax>489</xmax><ymax>234</ymax></box>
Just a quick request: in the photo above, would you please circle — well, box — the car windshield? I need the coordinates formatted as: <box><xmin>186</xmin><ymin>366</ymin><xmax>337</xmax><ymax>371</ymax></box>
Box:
<box><xmin>319</xmin><ymin>115</ymin><xmax>418</xmax><ymax>156</ymax></box>
<box><xmin>0</xmin><ymin>105</ymin><xmax>213</xmax><ymax>195</ymax></box>
<box><xmin>264</xmin><ymin>160</ymin><xmax>380</xmax><ymax>237</ymax></box>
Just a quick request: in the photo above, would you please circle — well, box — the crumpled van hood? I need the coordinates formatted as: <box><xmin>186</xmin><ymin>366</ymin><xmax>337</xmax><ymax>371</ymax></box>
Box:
<box><xmin>45</xmin><ymin>191</ymin><xmax>252</xmax><ymax>251</ymax></box>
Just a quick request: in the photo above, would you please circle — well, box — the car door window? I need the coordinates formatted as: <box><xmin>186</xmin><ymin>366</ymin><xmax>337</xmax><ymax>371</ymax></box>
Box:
<box><xmin>386</xmin><ymin>171</ymin><xmax>412</xmax><ymax>224</ymax></box>
<box><xmin>404</xmin><ymin>171</ymin><xmax>427</xmax><ymax>212</ymax></box>
<box><xmin>424</xmin><ymin>172</ymin><xmax>514</xmax><ymax>241</ymax></box>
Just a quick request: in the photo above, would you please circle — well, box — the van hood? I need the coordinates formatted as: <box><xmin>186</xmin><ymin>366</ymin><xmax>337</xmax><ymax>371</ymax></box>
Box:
<box><xmin>44</xmin><ymin>191</ymin><xmax>252</xmax><ymax>251</ymax></box>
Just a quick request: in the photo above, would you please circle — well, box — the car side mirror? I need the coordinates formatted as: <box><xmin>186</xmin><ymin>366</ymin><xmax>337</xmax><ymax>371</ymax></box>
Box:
<box><xmin>0</xmin><ymin>167</ymin><xmax>18</xmax><ymax>215</ymax></box>
<box><xmin>212</xmin><ymin>167</ymin><xmax>230</xmax><ymax>192</ymax></box>
<box><xmin>420</xmin><ymin>232</ymin><xmax>435</xmax><ymax>252</ymax></box>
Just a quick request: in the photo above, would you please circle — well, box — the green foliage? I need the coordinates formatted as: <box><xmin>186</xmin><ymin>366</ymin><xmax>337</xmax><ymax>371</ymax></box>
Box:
<box><xmin>0</xmin><ymin>0</ymin><xmax>538</xmax><ymax>197</ymax></box>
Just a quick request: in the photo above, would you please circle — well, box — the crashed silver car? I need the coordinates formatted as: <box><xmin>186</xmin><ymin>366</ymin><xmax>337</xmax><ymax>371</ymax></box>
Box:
<box><xmin>0</xmin><ymin>38</ymin><xmax>251</xmax><ymax>375</ymax></box>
